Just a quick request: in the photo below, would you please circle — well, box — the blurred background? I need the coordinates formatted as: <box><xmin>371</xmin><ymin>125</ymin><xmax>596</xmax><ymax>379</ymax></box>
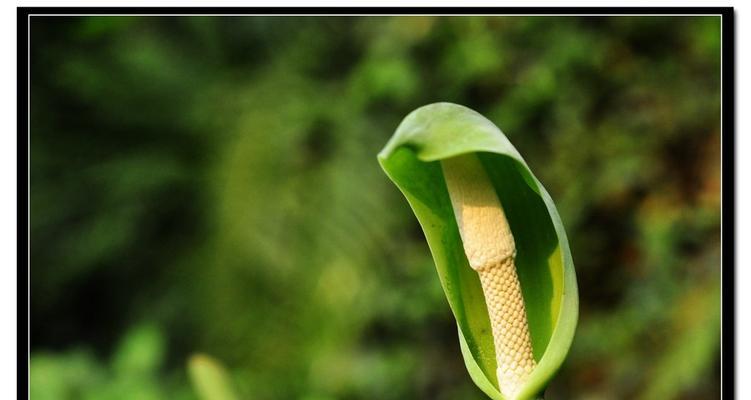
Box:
<box><xmin>30</xmin><ymin>16</ymin><xmax>721</xmax><ymax>400</ymax></box>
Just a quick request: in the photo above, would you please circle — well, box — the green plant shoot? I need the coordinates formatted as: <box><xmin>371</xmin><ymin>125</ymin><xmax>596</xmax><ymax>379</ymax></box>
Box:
<box><xmin>378</xmin><ymin>103</ymin><xmax>578</xmax><ymax>400</ymax></box>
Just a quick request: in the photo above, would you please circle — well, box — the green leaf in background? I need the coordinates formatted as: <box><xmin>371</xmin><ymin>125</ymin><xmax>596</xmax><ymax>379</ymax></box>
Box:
<box><xmin>378</xmin><ymin>103</ymin><xmax>578</xmax><ymax>400</ymax></box>
<box><xmin>188</xmin><ymin>354</ymin><xmax>240</xmax><ymax>400</ymax></box>
<box><xmin>30</xmin><ymin>323</ymin><xmax>195</xmax><ymax>400</ymax></box>
<box><xmin>112</xmin><ymin>324</ymin><xmax>164</xmax><ymax>376</ymax></box>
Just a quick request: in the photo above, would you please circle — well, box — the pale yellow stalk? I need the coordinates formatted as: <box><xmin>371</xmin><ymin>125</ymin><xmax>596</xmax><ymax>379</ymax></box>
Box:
<box><xmin>441</xmin><ymin>154</ymin><xmax>536</xmax><ymax>399</ymax></box>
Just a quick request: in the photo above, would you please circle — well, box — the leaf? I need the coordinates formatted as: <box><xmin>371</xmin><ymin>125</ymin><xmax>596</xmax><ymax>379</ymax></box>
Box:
<box><xmin>188</xmin><ymin>354</ymin><xmax>240</xmax><ymax>400</ymax></box>
<box><xmin>378</xmin><ymin>102</ymin><xmax>578</xmax><ymax>400</ymax></box>
<box><xmin>112</xmin><ymin>323</ymin><xmax>165</xmax><ymax>376</ymax></box>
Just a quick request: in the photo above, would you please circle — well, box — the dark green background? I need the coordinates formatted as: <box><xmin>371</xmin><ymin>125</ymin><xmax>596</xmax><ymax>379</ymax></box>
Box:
<box><xmin>30</xmin><ymin>16</ymin><xmax>721</xmax><ymax>400</ymax></box>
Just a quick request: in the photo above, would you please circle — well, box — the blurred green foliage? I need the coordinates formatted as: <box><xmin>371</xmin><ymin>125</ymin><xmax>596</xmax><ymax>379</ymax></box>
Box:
<box><xmin>30</xmin><ymin>16</ymin><xmax>720</xmax><ymax>399</ymax></box>
<box><xmin>31</xmin><ymin>324</ymin><xmax>194</xmax><ymax>400</ymax></box>
<box><xmin>188</xmin><ymin>354</ymin><xmax>240</xmax><ymax>400</ymax></box>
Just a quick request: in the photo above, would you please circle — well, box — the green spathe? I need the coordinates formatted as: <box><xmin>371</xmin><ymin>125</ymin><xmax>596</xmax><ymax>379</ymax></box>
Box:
<box><xmin>377</xmin><ymin>103</ymin><xmax>578</xmax><ymax>400</ymax></box>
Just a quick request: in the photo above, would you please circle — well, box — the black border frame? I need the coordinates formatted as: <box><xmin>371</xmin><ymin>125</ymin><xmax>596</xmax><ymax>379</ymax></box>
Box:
<box><xmin>17</xmin><ymin>7</ymin><xmax>735</xmax><ymax>399</ymax></box>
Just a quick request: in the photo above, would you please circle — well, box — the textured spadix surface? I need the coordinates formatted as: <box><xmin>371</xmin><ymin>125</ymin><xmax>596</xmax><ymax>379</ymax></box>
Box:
<box><xmin>377</xmin><ymin>103</ymin><xmax>578</xmax><ymax>400</ymax></box>
<box><xmin>442</xmin><ymin>154</ymin><xmax>536</xmax><ymax>399</ymax></box>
